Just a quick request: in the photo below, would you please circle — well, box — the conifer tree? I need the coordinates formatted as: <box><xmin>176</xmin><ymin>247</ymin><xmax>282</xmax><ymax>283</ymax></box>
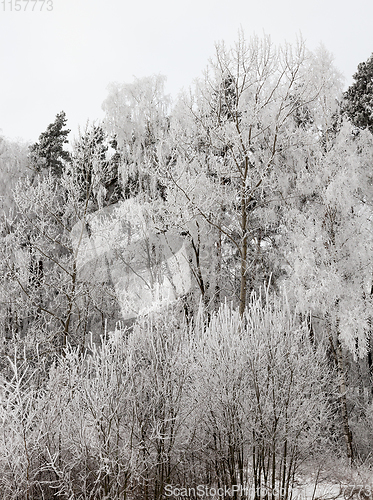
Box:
<box><xmin>343</xmin><ymin>53</ymin><xmax>373</xmax><ymax>134</ymax></box>
<box><xmin>29</xmin><ymin>111</ymin><xmax>71</xmax><ymax>177</ymax></box>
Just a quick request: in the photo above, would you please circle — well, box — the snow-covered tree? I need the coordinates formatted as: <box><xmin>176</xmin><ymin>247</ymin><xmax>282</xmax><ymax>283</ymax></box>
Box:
<box><xmin>70</xmin><ymin>124</ymin><xmax>122</xmax><ymax>211</ymax></box>
<box><xmin>282</xmin><ymin>121</ymin><xmax>373</xmax><ymax>461</ymax></box>
<box><xmin>165</xmin><ymin>33</ymin><xmax>335</xmax><ymax>314</ymax></box>
<box><xmin>102</xmin><ymin>75</ymin><xmax>169</xmax><ymax>201</ymax></box>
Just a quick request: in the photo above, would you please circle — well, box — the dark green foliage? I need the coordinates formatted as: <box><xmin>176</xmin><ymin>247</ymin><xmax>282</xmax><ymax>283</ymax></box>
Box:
<box><xmin>29</xmin><ymin>111</ymin><xmax>71</xmax><ymax>177</ymax></box>
<box><xmin>343</xmin><ymin>53</ymin><xmax>373</xmax><ymax>134</ymax></box>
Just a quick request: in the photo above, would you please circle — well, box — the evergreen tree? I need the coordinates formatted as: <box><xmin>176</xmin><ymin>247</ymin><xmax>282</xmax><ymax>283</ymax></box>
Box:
<box><xmin>29</xmin><ymin>111</ymin><xmax>71</xmax><ymax>177</ymax></box>
<box><xmin>343</xmin><ymin>53</ymin><xmax>373</xmax><ymax>134</ymax></box>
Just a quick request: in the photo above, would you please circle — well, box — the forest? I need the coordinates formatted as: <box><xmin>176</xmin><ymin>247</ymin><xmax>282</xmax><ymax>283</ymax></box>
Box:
<box><xmin>1</xmin><ymin>32</ymin><xmax>373</xmax><ymax>499</ymax></box>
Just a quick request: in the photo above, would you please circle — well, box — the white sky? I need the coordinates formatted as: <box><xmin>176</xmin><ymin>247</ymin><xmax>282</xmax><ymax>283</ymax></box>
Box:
<box><xmin>0</xmin><ymin>0</ymin><xmax>372</xmax><ymax>144</ymax></box>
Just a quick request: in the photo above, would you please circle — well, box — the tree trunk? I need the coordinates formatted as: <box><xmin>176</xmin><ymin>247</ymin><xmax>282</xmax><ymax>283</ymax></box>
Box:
<box><xmin>335</xmin><ymin>336</ymin><xmax>354</xmax><ymax>463</ymax></box>
<box><xmin>367</xmin><ymin>338</ymin><xmax>373</xmax><ymax>401</ymax></box>
<box><xmin>214</xmin><ymin>224</ymin><xmax>222</xmax><ymax>311</ymax></box>
<box><xmin>239</xmin><ymin>173</ymin><xmax>248</xmax><ymax>316</ymax></box>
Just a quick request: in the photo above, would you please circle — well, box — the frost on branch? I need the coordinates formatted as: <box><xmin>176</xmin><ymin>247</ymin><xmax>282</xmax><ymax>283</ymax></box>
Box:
<box><xmin>71</xmin><ymin>199</ymin><xmax>191</xmax><ymax>321</ymax></box>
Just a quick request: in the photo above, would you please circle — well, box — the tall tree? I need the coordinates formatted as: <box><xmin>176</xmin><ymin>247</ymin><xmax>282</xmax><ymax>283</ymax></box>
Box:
<box><xmin>166</xmin><ymin>33</ymin><xmax>332</xmax><ymax>314</ymax></box>
<box><xmin>29</xmin><ymin>111</ymin><xmax>71</xmax><ymax>178</ymax></box>
<box><xmin>343</xmin><ymin>53</ymin><xmax>373</xmax><ymax>134</ymax></box>
<box><xmin>282</xmin><ymin>121</ymin><xmax>373</xmax><ymax>462</ymax></box>
<box><xmin>102</xmin><ymin>75</ymin><xmax>169</xmax><ymax>201</ymax></box>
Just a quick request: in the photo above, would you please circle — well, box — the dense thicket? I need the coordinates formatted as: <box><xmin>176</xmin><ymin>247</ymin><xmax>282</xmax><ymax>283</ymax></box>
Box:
<box><xmin>0</xmin><ymin>297</ymin><xmax>336</xmax><ymax>500</ymax></box>
<box><xmin>1</xmin><ymin>33</ymin><xmax>373</xmax><ymax>499</ymax></box>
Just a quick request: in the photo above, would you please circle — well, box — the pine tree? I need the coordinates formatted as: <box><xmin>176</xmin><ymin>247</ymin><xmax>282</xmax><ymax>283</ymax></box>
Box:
<box><xmin>29</xmin><ymin>111</ymin><xmax>71</xmax><ymax>177</ymax></box>
<box><xmin>343</xmin><ymin>53</ymin><xmax>373</xmax><ymax>134</ymax></box>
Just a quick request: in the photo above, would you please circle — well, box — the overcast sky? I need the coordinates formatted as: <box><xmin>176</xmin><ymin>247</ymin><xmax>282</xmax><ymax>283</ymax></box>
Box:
<box><xmin>1</xmin><ymin>0</ymin><xmax>372</xmax><ymax>144</ymax></box>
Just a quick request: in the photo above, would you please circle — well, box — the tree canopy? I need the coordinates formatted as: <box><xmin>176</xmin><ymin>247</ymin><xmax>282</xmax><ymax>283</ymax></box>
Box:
<box><xmin>29</xmin><ymin>111</ymin><xmax>71</xmax><ymax>177</ymax></box>
<box><xmin>343</xmin><ymin>53</ymin><xmax>373</xmax><ymax>133</ymax></box>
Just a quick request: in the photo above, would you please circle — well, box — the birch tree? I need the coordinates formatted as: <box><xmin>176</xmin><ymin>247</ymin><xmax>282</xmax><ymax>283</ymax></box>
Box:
<box><xmin>102</xmin><ymin>75</ymin><xmax>170</xmax><ymax>201</ymax></box>
<box><xmin>283</xmin><ymin>121</ymin><xmax>373</xmax><ymax>462</ymax></box>
<box><xmin>165</xmin><ymin>32</ymin><xmax>330</xmax><ymax>314</ymax></box>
